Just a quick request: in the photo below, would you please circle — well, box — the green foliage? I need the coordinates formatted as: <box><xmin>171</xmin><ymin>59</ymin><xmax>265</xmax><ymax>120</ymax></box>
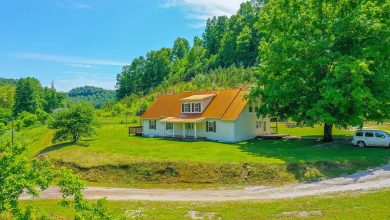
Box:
<box><xmin>0</xmin><ymin>108</ymin><xmax>13</xmax><ymax>125</ymax></box>
<box><xmin>252</xmin><ymin>0</ymin><xmax>390</xmax><ymax>140</ymax></box>
<box><xmin>49</xmin><ymin>102</ymin><xmax>99</xmax><ymax>143</ymax></box>
<box><xmin>14</xmin><ymin>77</ymin><xmax>43</xmax><ymax>115</ymax></box>
<box><xmin>0</xmin><ymin>77</ymin><xmax>18</xmax><ymax>86</ymax></box>
<box><xmin>0</xmin><ymin>140</ymin><xmax>116</xmax><ymax>219</ymax></box>
<box><xmin>111</xmin><ymin>103</ymin><xmax>124</xmax><ymax>116</ymax></box>
<box><xmin>35</xmin><ymin>109</ymin><xmax>50</xmax><ymax>124</ymax></box>
<box><xmin>0</xmin><ymin>123</ymin><xmax>5</xmax><ymax>137</ymax></box>
<box><xmin>0</xmin><ymin>140</ymin><xmax>55</xmax><ymax>217</ymax></box>
<box><xmin>16</xmin><ymin>111</ymin><xmax>39</xmax><ymax>129</ymax></box>
<box><xmin>68</xmin><ymin>86</ymin><xmax>116</xmax><ymax>109</ymax></box>
<box><xmin>42</xmin><ymin>84</ymin><xmax>65</xmax><ymax>112</ymax></box>
<box><xmin>0</xmin><ymin>84</ymin><xmax>16</xmax><ymax>110</ymax></box>
<box><xmin>115</xmin><ymin>1</ymin><xmax>265</xmax><ymax>99</ymax></box>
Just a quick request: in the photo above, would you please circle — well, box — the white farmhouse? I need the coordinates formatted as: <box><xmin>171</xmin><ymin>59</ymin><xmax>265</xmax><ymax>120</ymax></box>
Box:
<box><xmin>140</xmin><ymin>89</ymin><xmax>270</xmax><ymax>142</ymax></box>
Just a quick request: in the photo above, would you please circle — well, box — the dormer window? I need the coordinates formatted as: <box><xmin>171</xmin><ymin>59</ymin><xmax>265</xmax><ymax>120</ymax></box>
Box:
<box><xmin>180</xmin><ymin>94</ymin><xmax>215</xmax><ymax>114</ymax></box>
<box><xmin>182</xmin><ymin>102</ymin><xmax>201</xmax><ymax>113</ymax></box>
<box><xmin>182</xmin><ymin>103</ymin><xmax>191</xmax><ymax>113</ymax></box>
<box><xmin>193</xmin><ymin>103</ymin><xmax>201</xmax><ymax>112</ymax></box>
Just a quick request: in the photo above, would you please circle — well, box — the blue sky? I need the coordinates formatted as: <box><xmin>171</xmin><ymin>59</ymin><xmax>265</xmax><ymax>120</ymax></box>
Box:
<box><xmin>0</xmin><ymin>0</ymin><xmax>244</xmax><ymax>91</ymax></box>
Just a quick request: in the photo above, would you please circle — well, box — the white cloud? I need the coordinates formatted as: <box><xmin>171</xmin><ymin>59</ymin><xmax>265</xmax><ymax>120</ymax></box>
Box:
<box><xmin>11</xmin><ymin>52</ymin><xmax>128</xmax><ymax>66</ymax></box>
<box><xmin>162</xmin><ymin>0</ymin><xmax>246</xmax><ymax>27</ymax></box>
<box><xmin>67</xmin><ymin>63</ymin><xmax>97</xmax><ymax>68</ymax></box>
<box><xmin>57</xmin><ymin>1</ymin><xmax>94</xmax><ymax>10</ymax></box>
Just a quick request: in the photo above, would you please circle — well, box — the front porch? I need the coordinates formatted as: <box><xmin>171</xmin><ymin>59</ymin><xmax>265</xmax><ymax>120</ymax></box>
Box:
<box><xmin>162</xmin><ymin>135</ymin><xmax>207</xmax><ymax>141</ymax></box>
<box><xmin>160</xmin><ymin>117</ymin><xmax>206</xmax><ymax>140</ymax></box>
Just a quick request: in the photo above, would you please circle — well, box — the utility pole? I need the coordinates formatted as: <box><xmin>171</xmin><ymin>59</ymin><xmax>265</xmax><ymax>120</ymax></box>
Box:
<box><xmin>11</xmin><ymin>116</ymin><xmax>14</xmax><ymax>145</ymax></box>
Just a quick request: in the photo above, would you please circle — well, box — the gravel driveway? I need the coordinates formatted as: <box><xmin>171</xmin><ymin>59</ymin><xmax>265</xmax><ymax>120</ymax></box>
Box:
<box><xmin>21</xmin><ymin>164</ymin><xmax>390</xmax><ymax>201</ymax></box>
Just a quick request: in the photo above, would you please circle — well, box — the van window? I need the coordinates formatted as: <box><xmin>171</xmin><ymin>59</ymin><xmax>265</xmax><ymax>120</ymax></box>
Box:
<box><xmin>355</xmin><ymin>131</ymin><xmax>363</xmax><ymax>137</ymax></box>
<box><xmin>375</xmin><ymin>132</ymin><xmax>385</xmax><ymax>138</ymax></box>
<box><xmin>365</xmin><ymin>132</ymin><xmax>374</xmax><ymax>137</ymax></box>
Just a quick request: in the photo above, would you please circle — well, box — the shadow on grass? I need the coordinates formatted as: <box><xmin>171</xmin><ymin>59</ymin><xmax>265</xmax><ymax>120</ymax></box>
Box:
<box><xmin>233</xmin><ymin>139</ymin><xmax>390</xmax><ymax>182</ymax></box>
<box><xmin>36</xmin><ymin>141</ymin><xmax>90</xmax><ymax>156</ymax></box>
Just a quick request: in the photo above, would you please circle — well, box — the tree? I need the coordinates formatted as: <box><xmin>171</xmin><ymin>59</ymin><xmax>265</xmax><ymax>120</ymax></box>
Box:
<box><xmin>0</xmin><ymin>84</ymin><xmax>16</xmax><ymax>110</ymax></box>
<box><xmin>252</xmin><ymin>0</ymin><xmax>390</xmax><ymax>141</ymax></box>
<box><xmin>14</xmin><ymin>77</ymin><xmax>43</xmax><ymax>115</ymax></box>
<box><xmin>49</xmin><ymin>102</ymin><xmax>99</xmax><ymax>143</ymax></box>
<box><xmin>172</xmin><ymin>37</ymin><xmax>190</xmax><ymax>60</ymax></box>
<box><xmin>0</xmin><ymin>140</ymin><xmax>116</xmax><ymax>219</ymax></box>
<box><xmin>42</xmin><ymin>82</ymin><xmax>64</xmax><ymax>112</ymax></box>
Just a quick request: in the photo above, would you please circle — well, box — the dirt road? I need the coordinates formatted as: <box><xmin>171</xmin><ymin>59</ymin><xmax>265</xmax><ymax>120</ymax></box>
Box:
<box><xmin>21</xmin><ymin>164</ymin><xmax>390</xmax><ymax>201</ymax></box>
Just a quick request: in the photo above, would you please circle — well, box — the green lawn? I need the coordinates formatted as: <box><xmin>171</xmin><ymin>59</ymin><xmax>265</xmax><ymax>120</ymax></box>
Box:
<box><xmin>11</xmin><ymin>118</ymin><xmax>390</xmax><ymax>187</ymax></box>
<box><xmin>9</xmin><ymin>189</ymin><xmax>390</xmax><ymax>219</ymax></box>
<box><xmin>37</xmin><ymin>122</ymin><xmax>390</xmax><ymax>167</ymax></box>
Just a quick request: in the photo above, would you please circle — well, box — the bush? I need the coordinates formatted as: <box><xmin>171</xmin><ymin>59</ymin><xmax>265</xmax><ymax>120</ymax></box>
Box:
<box><xmin>111</xmin><ymin>103</ymin><xmax>124</xmax><ymax>116</ymax></box>
<box><xmin>36</xmin><ymin>109</ymin><xmax>50</xmax><ymax>124</ymax></box>
<box><xmin>16</xmin><ymin>111</ymin><xmax>39</xmax><ymax>129</ymax></box>
<box><xmin>0</xmin><ymin>122</ymin><xmax>5</xmax><ymax>136</ymax></box>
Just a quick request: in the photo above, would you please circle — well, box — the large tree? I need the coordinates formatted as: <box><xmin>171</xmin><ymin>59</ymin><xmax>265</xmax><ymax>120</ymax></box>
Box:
<box><xmin>252</xmin><ymin>0</ymin><xmax>390</xmax><ymax>141</ymax></box>
<box><xmin>14</xmin><ymin>77</ymin><xmax>43</xmax><ymax>115</ymax></box>
<box><xmin>49</xmin><ymin>102</ymin><xmax>99</xmax><ymax>143</ymax></box>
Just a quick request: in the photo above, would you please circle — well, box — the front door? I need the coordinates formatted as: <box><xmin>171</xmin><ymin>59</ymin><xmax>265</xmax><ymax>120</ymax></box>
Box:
<box><xmin>185</xmin><ymin>123</ymin><xmax>194</xmax><ymax>137</ymax></box>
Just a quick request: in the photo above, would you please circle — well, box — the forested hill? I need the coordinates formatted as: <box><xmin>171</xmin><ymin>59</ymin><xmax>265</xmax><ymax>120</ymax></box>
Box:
<box><xmin>67</xmin><ymin>86</ymin><xmax>116</xmax><ymax>109</ymax></box>
<box><xmin>116</xmin><ymin>1</ymin><xmax>262</xmax><ymax>98</ymax></box>
<box><xmin>0</xmin><ymin>77</ymin><xmax>18</xmax><ymax>86</ymax></box>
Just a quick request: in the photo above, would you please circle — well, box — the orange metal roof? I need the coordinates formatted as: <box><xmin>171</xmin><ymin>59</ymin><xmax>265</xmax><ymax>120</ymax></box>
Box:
<box><xmin>141</xmin><ymin>89</ymin><xmax>248</xmax><ymax>121</ymax></box>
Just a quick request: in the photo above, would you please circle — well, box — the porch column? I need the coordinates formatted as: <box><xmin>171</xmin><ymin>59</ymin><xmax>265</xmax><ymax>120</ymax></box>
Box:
<box><xmin>183</xmin><ymin>123</ymin><xmax>186</xmax><ymax>138</ymax></box>
<box><xmin>172</xmin><ymin>123</ymin><xmax>175</xmax><ymax>137</ymax></box>
<box><xmin>194</xmin><ymin>123</ymin><xmax>197</xmax><ymax>139</ymax></box>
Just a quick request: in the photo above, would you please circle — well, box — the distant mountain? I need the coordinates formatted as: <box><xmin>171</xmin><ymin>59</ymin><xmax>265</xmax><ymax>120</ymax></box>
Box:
<box><xmin>67</xmin><ymin>86</ymin><xmax>116</xmax><ymax>108</ymax></box>
<box><xmin>0</xmin><ymin>77</ymin><xmax>18</xmax><ymax>86</ymax></box>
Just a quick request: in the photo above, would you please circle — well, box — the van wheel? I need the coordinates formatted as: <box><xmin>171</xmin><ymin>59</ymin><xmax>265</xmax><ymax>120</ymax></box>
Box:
<box><xmin>357</xmin><ymin>141</ymin><xmax>366</xmax><ymax>148</ymax></box>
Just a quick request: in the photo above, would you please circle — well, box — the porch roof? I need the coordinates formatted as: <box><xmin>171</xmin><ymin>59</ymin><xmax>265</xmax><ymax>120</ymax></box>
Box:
<box><xmin>160</xmin><ymin>117</ymin><xmax>206</xmax><ymax>123</ymax></box>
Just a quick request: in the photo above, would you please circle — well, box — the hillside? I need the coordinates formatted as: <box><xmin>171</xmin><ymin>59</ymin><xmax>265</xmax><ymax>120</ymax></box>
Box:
<box><xmin>67</xmin><ymin>86</ymin><xmax>116</xmax><ymax>108</ymax></box>
<box><xmin>0</xmin><ymin>77</ymin><xmax>18</xmax><ymax>86</ymax></box>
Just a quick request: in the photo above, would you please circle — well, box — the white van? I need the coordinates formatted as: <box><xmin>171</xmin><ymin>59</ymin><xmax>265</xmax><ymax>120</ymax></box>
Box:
<box><xmin>352</xmin><ymin>130</ymin><xmax>390</xmax><ymax>147</ymax></box>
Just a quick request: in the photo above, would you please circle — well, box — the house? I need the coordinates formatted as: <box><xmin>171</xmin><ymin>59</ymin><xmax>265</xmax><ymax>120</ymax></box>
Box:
<box><xmin>140</xmin><ymin>89</ymin><xmax>270</xmax><ymax>142</ymax></box>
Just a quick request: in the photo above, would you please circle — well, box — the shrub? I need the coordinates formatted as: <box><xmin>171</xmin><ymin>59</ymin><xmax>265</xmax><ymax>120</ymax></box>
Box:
<box><xmin>111</xmin><ymin>103</ymin><xmax>124</xmax><ymax>116</ymax></box>
<box><xmin>0</xmin><ymin>123</ymin><xmax>5</xmax><ymax>136</ymax></box>
<box><xmin>35</xmin><ymin>109</ymin><xmax>50</xmax><ymax>124</ymax></box>
<box><xmin>16</xmin><ymin>111</ymin><xmax>39</xmax><ymax>128</ymax></box>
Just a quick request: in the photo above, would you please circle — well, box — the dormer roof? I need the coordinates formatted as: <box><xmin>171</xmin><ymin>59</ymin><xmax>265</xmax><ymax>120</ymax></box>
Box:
<box><xmin>180</xmin><ymin>94</ymin><xmax>216</xmax><ymax>102</ymax></box>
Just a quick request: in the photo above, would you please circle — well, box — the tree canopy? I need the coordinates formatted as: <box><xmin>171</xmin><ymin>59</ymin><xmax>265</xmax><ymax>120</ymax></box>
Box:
<box><xmin>68</xmin><ymin>86</ymin><xmax>115</xmax><ymax>109</ymax></box>
<box><xmin>49</xmin><ymin>102</ymin><xmax>99</xmax><ymax>143</ymax></box>
<box><xmin>251</xmin><ymin>0</ymin><xmax>390</xmax><ymax>141</ymax></box>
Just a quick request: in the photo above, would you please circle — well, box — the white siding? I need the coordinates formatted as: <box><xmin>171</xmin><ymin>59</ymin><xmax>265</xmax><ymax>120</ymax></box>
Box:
<box><xmin>141</xmin><ymin>104</ymin><xmax>270</xmax><ymax>142</ymax></box>
<box><xmin>234</xmin><ymin>105</ymin><xmax>271</xmax><ymax>142</ymax></box>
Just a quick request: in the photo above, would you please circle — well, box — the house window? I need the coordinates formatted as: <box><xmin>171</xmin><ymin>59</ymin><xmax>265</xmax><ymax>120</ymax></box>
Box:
<box><xmin>149</xmin><ymin>120</ymin><xmax>156</xmax><ymax>130</ymax></box>
<box><xmin>186</xmin><ymin>123</ymin><xmax>194</xmax><ymax>130</ymax></box>
<box><xmin>166</xmin><ymin>123</ymin><xmax>173</xmax><ymax>130</ymax></box>
<box><xmin>249</xmin><ymin>106</ymin><xmax>253</xmax><ymax>113</ymax></box>
<box><xmin>193</xmin><ymin>103</ymin><xmax>201</xmax><ymax>112</ymax></box>
<box><xmin>263</xmin><ymin>121</ymin><xmax>266</xmax><ymax>132</ymax></box>
<box><xmin>206</xmin><ymin>121</ymin><xmax>216</xmax><ymax>132</ymax></box>
<box><xmin>182</xmin><ymin>102</ymin><xmax>201</xmax><ymax>113</ymax></box>
<box><xmin>182</xmin><ymin>103</ymin><xmax>191</xmax><ymax>113</ymax></box>
<box><xmin>256</xmin><ymin>121</ymin><xmax>261</xmax><ymax>129</ymax></box>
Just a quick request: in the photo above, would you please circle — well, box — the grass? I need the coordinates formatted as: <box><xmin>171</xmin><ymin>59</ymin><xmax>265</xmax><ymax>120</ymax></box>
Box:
<box><xmin>10</xmin><ymin>118</ymin><xmax>390</xmax><ymax>187</ymax></box>
<box><xmin>41</xmin><ymin>123</ymin><xmax>390</xmax><ymax>167</ymax></box>
<box><xmin>7</xmin><ymin>189</ymin><xmax>390</xmax><ymax>219</ymax></box>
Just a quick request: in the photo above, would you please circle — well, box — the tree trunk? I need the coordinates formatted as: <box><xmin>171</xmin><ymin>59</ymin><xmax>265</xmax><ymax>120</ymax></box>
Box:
<box><xmin>323</xmin><ymin>123</ymin><xmax>333</xmax><ymax>142</ymax></box>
